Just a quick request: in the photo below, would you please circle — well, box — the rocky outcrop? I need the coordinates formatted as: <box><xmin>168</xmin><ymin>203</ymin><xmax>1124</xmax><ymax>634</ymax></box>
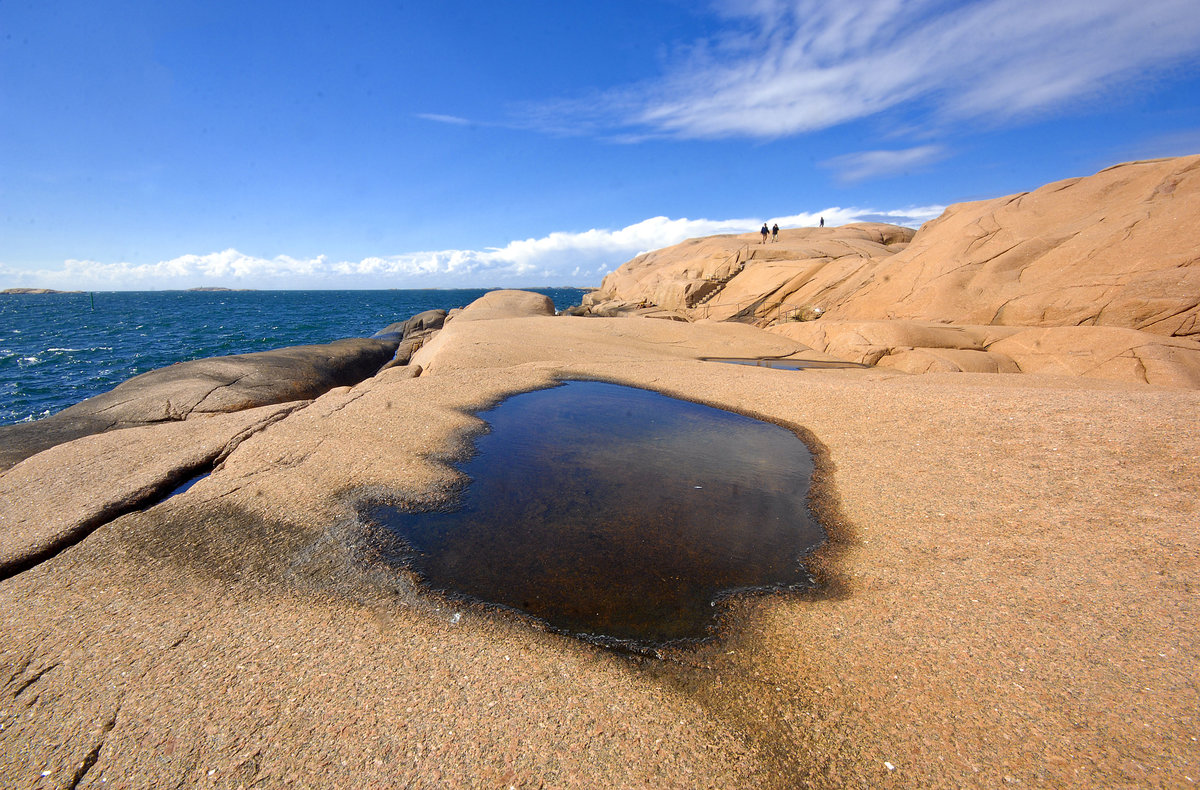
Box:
<box><xmin>409</xmin><ymin>290</ymin><xmax>559</xmax><ymax>374</ymax></box>
<box><xmin>0</xmin><ymin>337</ymin><xmax>399</xmax><ymax>471</ymax></box>
<box><xmin>585</xmin><ymin>223</ymin><xmax>913</xmax><ymax>322</ymax></box>
<box><xmin>583</xmin><ymin>155</ymin><xmax>1200</xmax><ymax>387</ymax></box>
<box><xmin>372</xmin><ymin>309</ymin><xmax>447</xmax><ymax>341</ymax></box>
<box><xmin>446</xmin><ymin>289</ymin><xmax>556</xmax><ymax>322</ymax></box>
<box><xmin>773</xmin><ymin>320</ymin><xmax>1200</xmax><ymax>388</ymax></box>
<box><xmin>374</xmin><ymin>309</ymin><xmax>447</xmax><ymax>370</ymax></box>
<box><xmin>820</xmin><ymin>156</ymin><xmax>1200</xmax><ymax>337</ymax></box>
<box><xmin>2</xmin><ymin>291</ymin><xmax>1198</xmax><ymax>788</ymax></box>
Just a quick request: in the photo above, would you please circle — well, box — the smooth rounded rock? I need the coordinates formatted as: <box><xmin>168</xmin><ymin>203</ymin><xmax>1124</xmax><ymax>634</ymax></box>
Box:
<box><xmin>0</xmin><ymin>337</ymin><xmax>399</xmax><ymax>470</ymax></box>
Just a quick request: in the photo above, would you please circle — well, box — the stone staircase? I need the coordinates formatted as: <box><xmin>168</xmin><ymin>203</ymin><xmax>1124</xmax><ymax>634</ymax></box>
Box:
<box><xmin>686</xmin><ymin>246</ymin><xmax>749</xmax><ymax>308</ymax></box>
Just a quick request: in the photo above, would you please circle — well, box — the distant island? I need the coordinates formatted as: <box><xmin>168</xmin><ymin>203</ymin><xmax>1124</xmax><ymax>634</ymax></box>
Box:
<box><xmin>1</xmin><ymin>288</ymin><xmax>83</xmax><ymax>294</ymax></box>
<box><xmin>187</xmin><ymin>287</ymin><xmax>257</xmax><ymax>292</ymax></box>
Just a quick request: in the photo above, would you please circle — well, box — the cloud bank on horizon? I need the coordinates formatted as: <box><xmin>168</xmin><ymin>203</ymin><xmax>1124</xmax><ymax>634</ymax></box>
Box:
<box><xmin>0</xmin><ymin>206</ymin><xmax>943</xmax><ymax>291</ymax></box>
<box><xmin>7</xmin><ymin>0</ymin><xmax>1196</xmax><ymax>288</ymax></box>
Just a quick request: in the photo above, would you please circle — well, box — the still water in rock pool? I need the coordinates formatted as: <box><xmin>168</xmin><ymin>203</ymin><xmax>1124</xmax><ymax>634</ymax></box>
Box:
<box><xmin>365</xmin><ymin>381</ymin><xmax>824</xmax><ymax>650</ymax></box>
<box><xmin>702</xmin><ymin>356</ymin><xmax>869</xmax><ymax>370</ymax></box>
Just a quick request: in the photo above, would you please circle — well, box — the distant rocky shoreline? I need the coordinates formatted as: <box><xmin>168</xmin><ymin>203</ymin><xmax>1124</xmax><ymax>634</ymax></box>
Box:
<box><xmin>1</xmin><ymin>288</ymin><xmax>83</xmax><ymax>294</ymax></box>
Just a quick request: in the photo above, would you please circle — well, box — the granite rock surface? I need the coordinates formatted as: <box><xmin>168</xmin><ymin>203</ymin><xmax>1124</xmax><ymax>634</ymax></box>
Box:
<box><xmin>822</xmin><ymin>156</ymin><xmax>1200</xmax><ymax>336</ymax></box>
<box><xmin>772</xmin><ymin>319</ymin><xmax>1200</xmax><ymax>387</ymax></box>
<box><xmin>0</xmin><ymin>337</ymin><xmax>399</xmax><ymax>472</ymax></box>
<box><xmin>2</xmin><ymin>290</ymin><xmax>1196</xmax><ymax>788</ymax></box>
<box><xmin>584</xmin><ymin>155</ymin><xmax>1200</xmax><ymax>387</ymax></box>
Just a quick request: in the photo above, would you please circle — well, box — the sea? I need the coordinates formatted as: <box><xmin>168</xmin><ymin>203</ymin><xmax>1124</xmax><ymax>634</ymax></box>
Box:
<box><xmin>0</xmin><ymin>288</ymin><xmax>588</xmax><ymax>427</ymax></box>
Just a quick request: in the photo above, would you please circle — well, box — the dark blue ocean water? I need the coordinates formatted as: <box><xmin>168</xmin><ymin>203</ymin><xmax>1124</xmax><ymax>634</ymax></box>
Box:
<box><xmin>0</xmin><ymin>288</ymin><xmax>587</xmax><ymax>426</ymax></box>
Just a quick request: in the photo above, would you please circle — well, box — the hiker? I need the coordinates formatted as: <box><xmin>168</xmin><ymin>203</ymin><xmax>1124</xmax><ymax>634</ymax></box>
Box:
<box><xmin>771</xmin><ymin>223</ymin><xmax>779</xmax><ymax>242</ymax></box>
<box><xmin>760</xmin><ymin>223</ymin><xmax>769</xmax><ymax>244</ymax></box>
<box><xmin>819</xmin><ymin>216</ymin><xmax>825</xmax><ymax>228</ymax></box>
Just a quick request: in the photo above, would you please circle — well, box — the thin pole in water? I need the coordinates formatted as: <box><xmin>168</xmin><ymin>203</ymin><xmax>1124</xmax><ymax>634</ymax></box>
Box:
<box><xmin>90</xmin><ymin>292</ymin><xmax>95</xmax><ymax>311</ymax></box>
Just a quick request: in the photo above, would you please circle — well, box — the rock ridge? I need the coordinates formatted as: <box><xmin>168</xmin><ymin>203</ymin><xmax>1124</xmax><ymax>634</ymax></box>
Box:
<box><xmin>0</xmin><ymin>337</ymin><xmax>401</xmax><ymax>472</ymax></box>
<box><xmin>580</xmin><ymin>154</ymin><xmax>1200</xmax><ymax>387</ymax></box>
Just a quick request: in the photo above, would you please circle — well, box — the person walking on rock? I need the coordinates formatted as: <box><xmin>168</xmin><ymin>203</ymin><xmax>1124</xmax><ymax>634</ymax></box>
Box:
<box><xmin>761</xmin><ymin>223</ymin><xmax>769</xmax><ymax>244</ymax></box>
<box><xmin>819</xmin><ymin>216</ymin><xmax>824</xmax><ymax>228</ymax></box>
<box><xmin>771</xmin><ymin>223</ymin><xmax>779</xmax><ymax>242</ymax></box>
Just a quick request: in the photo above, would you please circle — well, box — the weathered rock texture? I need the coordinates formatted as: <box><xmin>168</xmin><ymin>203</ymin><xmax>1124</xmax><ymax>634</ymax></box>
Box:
<box><xmin>4</xmin><ymin>293</ymin><xmax>1195</xmax><ymax>788</ymax></box>
<box><xmin>584</xmin><ymin>155</ymin><xmax>1200</xmax><ymax>387</ymax></box>
<box><xmin>772</xmin><ymin>320</ymin><xmax>1200</xmax><ymax>388</ymax></box>
<box><xmin>0</xmin><ymin>337</ymin><xmax>399</xmax><ymax>472</ymax></box>
<box><xmin>4</xmin><ymin>150</ymin><xmax>1200</xmax><ymax>785</ymax></box>
<box><xmin>374</xmin><ymin>309</ymin><xmax>447</xmax><ymax>370</ymax></box>
<box><xmin>448</xmin><ymin>288</ymin><xmax>556</xmax><ymax>322</ymax></box>
<box><xmin>821</xmin><ymin>156</ymin><xmax>1200</xmax><ymax>335</ymax></box>
<box><xmin>0</xmin><ymin>402</ymin><xmax>304</xmax><ymax>578</ymax></box>
<box><xmin>588</xmin><ymin>223</ymin><xmax>913</xmax><ymax>322</ymax></box>
<box><xmin>372</xmin><ymin>308</ymin><xmax>447</xmax><ymax>341</ymax></box>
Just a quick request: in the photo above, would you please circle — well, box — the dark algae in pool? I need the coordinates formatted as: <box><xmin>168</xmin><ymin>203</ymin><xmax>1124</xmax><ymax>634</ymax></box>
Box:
<box><xmin>366</xmin><ymin>381</ymin><xmax>825</xmax><ymax>650</ymax></box>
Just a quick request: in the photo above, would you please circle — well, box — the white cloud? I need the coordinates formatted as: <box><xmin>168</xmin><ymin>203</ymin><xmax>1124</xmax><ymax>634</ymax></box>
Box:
<box><xmin>0</xmin><ymin>206</ymin><xmax>944</xmax><ymax>291</ymax></box>
<box><xmin>768</xmin><ymin>205</ymin><xmax>944</xmax><ymax>229</ymax></box>
<box><xmin>534</xmin><ymin>0</ymin><xmax>1200</xmax><ymax>140</ymax></box>
<box><xmin>821</xmin><ymin>145</ymin><xmax>946</xmax><ymax>183</ymax></box>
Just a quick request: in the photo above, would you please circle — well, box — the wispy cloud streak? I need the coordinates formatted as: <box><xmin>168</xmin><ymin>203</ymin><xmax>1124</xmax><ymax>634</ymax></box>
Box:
<box><xmin>534</xmin><ymin>0</ymin><xmax>1200</xmax><ymax>140</ymax></box>
<box><xmin>415</xmin><ymin>113</ymin><xmax>474</xmax><ymax>126</ymax></box>
<box><xmin>821</xmin><ymin>145</ymin><xmax>947</xmax><ymax>183</ymax></box>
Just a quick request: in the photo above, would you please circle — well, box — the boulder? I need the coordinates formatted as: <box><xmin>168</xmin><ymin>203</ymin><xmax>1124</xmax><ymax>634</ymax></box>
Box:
<box><xmin>448</xmin><ymin>289</ymin><xmax>556</xmax><ymax>322</ymax></box>
<box><xmin>876</xmin><ymin>347</ymin><xmax>1022</xmax><ymax>375</ymax></box>
<box><xmin>0</xmin><ymin>337</ymin><xmax>399</xmax><ymax>471</ymax></box>
<box><xmin>372</xmin><ymin>309</ymin><xmax>447</xmax><ymax>341</ymax></box>
<box><xmin>407</xmin><ymin>291</ymin><xmax>561</xmax><ymax>373</ymax></box>
<box><xmin>374</xmin><ymin>310</ymin><xmax>449</xmax><ymax>370</ymax></box>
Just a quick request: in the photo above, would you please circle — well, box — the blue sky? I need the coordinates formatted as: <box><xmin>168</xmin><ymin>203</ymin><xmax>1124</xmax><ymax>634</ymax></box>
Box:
<box><xmin>2</xmin><ymin>0</ymin><xmax>1199</xmax><ymax>290</ymax></box>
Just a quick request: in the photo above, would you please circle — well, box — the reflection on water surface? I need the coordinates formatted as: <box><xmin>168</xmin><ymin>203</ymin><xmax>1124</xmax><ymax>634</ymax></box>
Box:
<box><xmin>702</xmin><ymin>356</ymin><xmax>869</xmax><ymax>370</ymax></box>
<box><xmin>365</xmin><ymin>380</ymin><xmax>824</xmax><ymax>650</ymax></box>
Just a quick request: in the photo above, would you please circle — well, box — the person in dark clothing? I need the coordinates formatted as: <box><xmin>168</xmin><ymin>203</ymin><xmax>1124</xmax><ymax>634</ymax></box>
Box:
<box><xmin>819</xmin><ymin>216</ymin><xmax>825</xmax><ymax>227</ymax></box>
<box><xmin>771</xmin><ymin>223</ymin><xmax>779</xmax><ymax>242</ymax></box>
<box><xmin>760</xmin><ymin>223</ymin><xmax>769</xmax><ymax>244</ymax></box>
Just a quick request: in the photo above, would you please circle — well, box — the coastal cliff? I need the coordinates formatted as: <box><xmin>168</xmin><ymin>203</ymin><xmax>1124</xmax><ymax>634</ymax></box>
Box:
<box><xmin>1</xmin><ymin>163</ymin><xmax>1199</xmax><ymax>788</ymax></box>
